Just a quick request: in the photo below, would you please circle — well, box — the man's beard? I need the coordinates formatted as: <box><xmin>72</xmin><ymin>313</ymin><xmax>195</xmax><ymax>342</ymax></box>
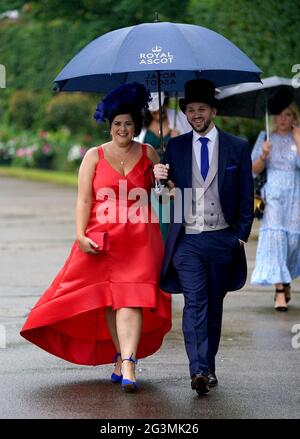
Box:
<box><xmin>188</xmin><ymin>117</ymin><xmax>212</xmax><ymax>133</ymax></box>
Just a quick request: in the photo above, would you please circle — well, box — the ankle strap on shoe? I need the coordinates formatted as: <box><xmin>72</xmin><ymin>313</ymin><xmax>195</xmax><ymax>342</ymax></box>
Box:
<box><xmin>121</xmin><ymin>354</ymin><xmax>138</xmax><ymax>364</ymax></box>
<box><xmin>112</xmin><ymin>352</ymin><xmax>121</xmax><ymax>363</ymax></box>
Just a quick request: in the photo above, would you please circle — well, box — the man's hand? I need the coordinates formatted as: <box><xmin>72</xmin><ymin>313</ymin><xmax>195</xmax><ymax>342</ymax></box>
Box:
<box><xmin>153</xmin><ymin>163</ymin><xmax>169</xmax><ymax>181</ymax></box>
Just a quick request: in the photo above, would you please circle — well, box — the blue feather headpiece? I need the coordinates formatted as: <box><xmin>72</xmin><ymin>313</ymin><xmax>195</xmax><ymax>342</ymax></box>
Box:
<box><xmin>94</xmin><ymin>82</ymin><xmax>152</xmax><ymax>123</ymax></box>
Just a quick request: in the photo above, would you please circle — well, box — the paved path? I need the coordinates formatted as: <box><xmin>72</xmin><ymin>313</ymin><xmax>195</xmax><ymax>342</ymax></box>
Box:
<box><xmin>0</xmin><ymin>176</ymin><xmax>299</xmax><ymax>419</ymax></box>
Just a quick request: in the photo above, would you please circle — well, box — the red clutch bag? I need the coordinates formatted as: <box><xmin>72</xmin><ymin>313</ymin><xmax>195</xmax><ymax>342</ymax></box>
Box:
<box><xmin>86</xmin><ymin>232</ymin><xmax>110</xmax><ymax>251</ymax></box>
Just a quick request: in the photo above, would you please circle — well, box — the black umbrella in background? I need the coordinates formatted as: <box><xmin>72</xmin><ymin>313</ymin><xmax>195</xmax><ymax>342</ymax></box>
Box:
<box><xmin>217</xmin><ymin>76</ymin><xmax>300</xmax><ymax>140</ymax></box>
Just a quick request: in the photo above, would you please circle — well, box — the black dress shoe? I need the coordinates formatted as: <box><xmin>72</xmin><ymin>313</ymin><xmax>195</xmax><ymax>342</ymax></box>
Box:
<box><xmin>208</xmin><ymin>370</ymin><xmax>218</xmax><ymax>387</ymax></box>
<box><xmin>191</xmin><ymin>374</ymin><xmax>209</xmax><ymax>395</ymax></box>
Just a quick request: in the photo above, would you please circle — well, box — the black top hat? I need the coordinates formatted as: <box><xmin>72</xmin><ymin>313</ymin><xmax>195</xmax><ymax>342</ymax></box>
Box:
<box><xmin>179</xmin><ymin>79</ymin><xmax>219</xmax><ymax>112</ymax></box>
<box><xmin>268</xmin><ymin>87</ymin><xmax>294</xmax><ymax>115</ymax></box>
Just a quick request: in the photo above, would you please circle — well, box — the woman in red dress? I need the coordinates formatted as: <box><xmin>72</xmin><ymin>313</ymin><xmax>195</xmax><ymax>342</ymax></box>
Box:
<box><xmin>20</xmin><ymin>83</ymin><xmax>172</xmax><ymax>393</ymax></box>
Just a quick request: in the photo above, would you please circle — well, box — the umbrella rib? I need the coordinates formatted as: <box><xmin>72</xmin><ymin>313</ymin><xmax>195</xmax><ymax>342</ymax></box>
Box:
<box><xmin>176</xmin><ymin>24</ymin><xmax>201</xmax><ymax>71</ymax></box>
<box><xmin>110</xmin><ymin>26</ymin><xmax>135</xmax><ymax>76</ymax></box>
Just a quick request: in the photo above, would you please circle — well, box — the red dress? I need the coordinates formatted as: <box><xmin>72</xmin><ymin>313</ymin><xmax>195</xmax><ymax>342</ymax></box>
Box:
<box><xmin>20</xmin><ymin>144</ymin><xmax>171</xmax><ymax>365</ymax></box>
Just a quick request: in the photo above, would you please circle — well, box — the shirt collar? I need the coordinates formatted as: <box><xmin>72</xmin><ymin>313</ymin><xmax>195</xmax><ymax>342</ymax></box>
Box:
<box><xmin>193</xmin><ymin>125</ymin><xmax>218</xmax><ymax>144</ymax></box>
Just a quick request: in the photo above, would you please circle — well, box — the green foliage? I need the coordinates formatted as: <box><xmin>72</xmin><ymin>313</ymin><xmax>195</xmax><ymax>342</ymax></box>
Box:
<box><xmin>8</xmin><ymin>90</ymin><xmax>39</xmax><ymax>128</ymax></box>
<box><xmin>26</xmin><ymin>0</ymin><xmax>189</xmax><ymax>26</ymax></box>
<box><xmin>44</xmin><ymin>93</ymin><xmax>94</xmax><ymax>133</ymax></box>
<box><xmin>0</xmin><ymin>20</ymin><xmax>99</xmax><ymax>92</ymax></box>
<box><xmin>187</xmin><ymin>0</ymin><xmax>300</xmax><ymax>78</ymax></box>
<box><xmin>216</xmin><ymin>116</ymin><xmax>264</xmax><ymax>149</ymax></box>
<box><xmin>1</xmin><ymin>0</ymin><xmax>300</xmax><ymax>146</ymax></box>
<box><xmin>0</xmin><ymin>0</ymin><xmax>26</xmax><ymax>14</ymax></box>
<box><xmin>185</xmin><ymin>0</ymin><xmax>300</xmax><ymax>139</ymax></box>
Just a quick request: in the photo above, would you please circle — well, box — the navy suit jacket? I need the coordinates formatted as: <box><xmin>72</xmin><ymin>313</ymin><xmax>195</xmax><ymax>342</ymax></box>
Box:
<box><xmin>160</xmin><ymin>128</ymin><xmax>254</xmax><ymax>294</ymax></box>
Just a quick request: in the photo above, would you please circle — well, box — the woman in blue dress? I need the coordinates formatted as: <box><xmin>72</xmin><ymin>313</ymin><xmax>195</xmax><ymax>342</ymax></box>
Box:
<box><xmin>251</xmin><ymin>89</ymin><xmax>300</xmax><ymax>311</ymax></box>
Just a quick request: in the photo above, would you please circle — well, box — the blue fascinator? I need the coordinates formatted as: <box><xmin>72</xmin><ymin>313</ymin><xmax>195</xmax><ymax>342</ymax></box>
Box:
<box><xmin>94</xmin><ymin>82</ymin><xmax>152</xmax><ymax>123</ymax></box>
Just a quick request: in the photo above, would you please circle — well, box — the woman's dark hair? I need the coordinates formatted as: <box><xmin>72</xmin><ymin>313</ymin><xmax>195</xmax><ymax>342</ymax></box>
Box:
<box><xmin>108</xmin><ymin>105</ymin><xmax>143</xmax><ymax>136</ymax></box>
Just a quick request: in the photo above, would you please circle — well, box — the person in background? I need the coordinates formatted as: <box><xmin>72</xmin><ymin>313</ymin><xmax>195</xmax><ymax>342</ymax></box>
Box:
<box><xmin>138</xmin><ymin>92</ymin><xmax>182</xmax><ymax>148</ymax></box>
<box><xmin>20</xmin><ymin>83</ymin><xmax>171</xmax><ymax>393</ymax></box>
<box><xmin>251</xmin><ymin>88</ymin><xmax>300</xmax><ymax>311</ymax></box>
<box><xmin>154</xmin><ymin>79</ymin><xmax>254</xmax><ymax>396</ymax></box>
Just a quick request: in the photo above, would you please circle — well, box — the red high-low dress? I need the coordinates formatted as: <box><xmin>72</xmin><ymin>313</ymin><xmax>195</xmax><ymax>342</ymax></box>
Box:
<box><xmin>20</xmin><ymin>144</ymin><xmax>172</xmax><ymax>365</ymax></box>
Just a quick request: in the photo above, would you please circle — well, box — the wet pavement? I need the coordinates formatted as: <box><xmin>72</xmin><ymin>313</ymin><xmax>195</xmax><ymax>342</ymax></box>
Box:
<box><xmin>0</xmin><ymin>176</ymin><xmax>300</xmax><ymax>419</ymax></box>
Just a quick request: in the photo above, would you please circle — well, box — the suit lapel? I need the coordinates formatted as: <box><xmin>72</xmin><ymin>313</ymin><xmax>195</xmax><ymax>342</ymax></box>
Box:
<box><xmin>183</xmin><ymin>131</ymin><xmax>193</xmax><ymax>188</ymax></box>
<box><xmin>217</xmin><ymin>129</ymin><xmax>229</xmax><ymax>193</ymax></box>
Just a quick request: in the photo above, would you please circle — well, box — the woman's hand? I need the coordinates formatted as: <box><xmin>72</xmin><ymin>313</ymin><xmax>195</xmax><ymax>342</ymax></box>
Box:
<box><xmin>77</xmin><ymin>235</ymin><xmax>99</xmax><ymax>254</ymax></box>
<box><xmin>261</xmin><ymin>140</ymin><xmax>272</xmax><ymax>159</ymax></box>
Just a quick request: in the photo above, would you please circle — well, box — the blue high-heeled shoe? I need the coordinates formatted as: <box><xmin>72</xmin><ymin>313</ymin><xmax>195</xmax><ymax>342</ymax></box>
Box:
<box><xmin>111</xmin><ymin>352</ymin><xmax>123</xmax><ymax>384</ymax></box>
<box><xmin>121</xmin><ymin>354</ymin><xmax>138</xmax><ymax>393</ymax></box>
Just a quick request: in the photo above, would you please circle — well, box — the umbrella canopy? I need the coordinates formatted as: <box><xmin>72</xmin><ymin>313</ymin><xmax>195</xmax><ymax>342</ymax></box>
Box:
<box><xmin>54</xmin><ymin>21</ymin><xmax>261</xmax><ymax>93</ymax></box>
<box><xmin>217</xmin><ymin>76</ymin><xmax>300</xmax><ymax>118</ymax></box>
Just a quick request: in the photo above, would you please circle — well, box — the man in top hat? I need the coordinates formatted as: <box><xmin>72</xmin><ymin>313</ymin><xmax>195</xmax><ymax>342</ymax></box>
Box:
<box><xmin>154</xmin><ymin>79</ymin><xmax>254</xmax><ymax>395</ymax></box>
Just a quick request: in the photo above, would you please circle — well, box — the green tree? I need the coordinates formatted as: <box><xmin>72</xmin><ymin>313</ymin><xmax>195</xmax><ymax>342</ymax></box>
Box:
<box><xmin>1</xmin><ymin>0</ymin><xmax>299</xmax><ymax>143</ymax></box>
<box><xmin>187</xmin><ymin>0</ymin><xmax>300</xmax><ymax>77</ymax></box>
<box><xmin>0</xmin><ymin>1</ymin><xmax>26</xmax><ymax>14</ymax></box>
<box><xmin>25</xmin><ymin>0</ymin><xmax>189</xmax><ymax>27</ymax></box>
<box><xmin>185</xmin><ymin>0</ymin><xmax>300</xmax><ymax>140</ymax></box>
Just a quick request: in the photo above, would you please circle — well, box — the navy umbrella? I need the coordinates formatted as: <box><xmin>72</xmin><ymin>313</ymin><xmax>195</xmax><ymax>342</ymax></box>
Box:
<box><xmin>217</xmin><ymin>76</ymin><xmax>300</xmax><ymax>140</ymax></box>
<box><xmin>54</xmin><ymin>21</ymin><xmax>261</xmax><ymax>92</ymax></box>
<box><xmin>54</xmin><ymin>21</ymin><xmax>261</xmax><ymax>155</ymax></box>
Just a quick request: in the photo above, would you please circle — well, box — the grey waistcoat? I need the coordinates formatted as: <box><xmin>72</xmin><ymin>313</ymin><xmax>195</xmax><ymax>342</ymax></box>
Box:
<box><xmin>184</xmin><ymin>136</ymin><xmax>229</xmax><ymax>234</ymax></box>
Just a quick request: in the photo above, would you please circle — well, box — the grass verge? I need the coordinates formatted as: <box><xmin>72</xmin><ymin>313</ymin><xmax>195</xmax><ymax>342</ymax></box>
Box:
<box><xmin>0</xmin><ymin>166</ymin><xmax>77</xmax><ymax>187</ymax></box>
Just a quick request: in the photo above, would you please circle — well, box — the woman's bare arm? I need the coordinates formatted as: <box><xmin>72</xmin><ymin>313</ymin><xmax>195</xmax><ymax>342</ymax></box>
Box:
<box><xmin>75</xmin><ymin>147</ymin><xmax>99</xmax><ymax>254</ymax></box>
<box><xmin>146</xmin><ymin>143</ymin><xmax>160</xmax><ymax>165</ymax></box>
<box><xmin>252</xmin><ymin>140</ymin><xmax>271</xmax><ymax>174</ymax></box>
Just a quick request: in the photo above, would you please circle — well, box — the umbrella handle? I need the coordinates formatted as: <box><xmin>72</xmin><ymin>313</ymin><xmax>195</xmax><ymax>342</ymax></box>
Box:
<box><xmin>265</xmin><ymin>107</ymin><xmax>270</xmax><ymax>141</ymax></box>
<box><xmin>173</xmin><ymin>92</ymin><xmax>178</xmax><ymax>129</ymax></box>
<box><xmin>156</xmin><ymin>70</ymin><xmax>165</xmax><ymax>157</ymax></box>
<box><xmin>156</xmin><ymin>69</ymin><xmax>167</xmax><ymax>187</ymax></box>
<box><xmin>158</xmin><ymin>148</ymin><xmax>167</xmax><ymax>188</ymax></box>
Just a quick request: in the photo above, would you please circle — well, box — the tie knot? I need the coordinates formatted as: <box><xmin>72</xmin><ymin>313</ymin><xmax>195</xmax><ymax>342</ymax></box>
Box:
<box><xmin>199</xmin><ymin>137</ymin><xmax>209</xmax><ymax>146</ymax></box>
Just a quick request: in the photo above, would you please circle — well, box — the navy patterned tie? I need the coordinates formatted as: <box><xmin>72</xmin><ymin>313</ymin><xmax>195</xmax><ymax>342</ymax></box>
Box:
<box><xmin>199</xmin><ymin>137</ymin><xmax>209</xmax><ymax>180</ymax></box>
